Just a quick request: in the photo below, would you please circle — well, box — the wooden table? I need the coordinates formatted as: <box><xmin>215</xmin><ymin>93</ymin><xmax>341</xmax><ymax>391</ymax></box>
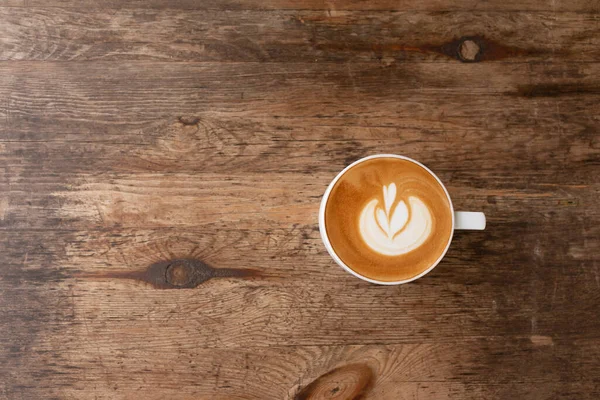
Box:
<box><xmin>1</xmin><ymin>1</ymin><xmax>599</xmax><ymax>399</ymax></box>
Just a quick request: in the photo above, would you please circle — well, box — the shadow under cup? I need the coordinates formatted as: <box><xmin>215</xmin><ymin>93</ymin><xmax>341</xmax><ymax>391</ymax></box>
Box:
<box><xmin>320</xmin><ymin>156</ymin><xmax>454</xmax><ymax>284</ymax></box>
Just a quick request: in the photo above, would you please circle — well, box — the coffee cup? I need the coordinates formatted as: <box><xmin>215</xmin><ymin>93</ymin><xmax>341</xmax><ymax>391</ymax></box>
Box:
<box><xmin>319</xmin><ymin>154</ymin><xmax>485</xmax><ymax>285</ymax></box>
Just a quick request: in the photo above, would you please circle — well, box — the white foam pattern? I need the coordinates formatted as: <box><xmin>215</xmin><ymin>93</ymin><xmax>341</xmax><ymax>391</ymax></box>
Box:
<box><xmin>358</xmin><ymin>183</ymin><xmax>432</xmax><ymax>256</ymax></box>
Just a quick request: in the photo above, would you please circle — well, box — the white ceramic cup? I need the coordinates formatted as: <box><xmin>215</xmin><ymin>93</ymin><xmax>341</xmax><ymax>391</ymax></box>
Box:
<box><xmin>319</xmin><ymin>154</ymin><xmax>486</xmax><ymax>285</ymax></box>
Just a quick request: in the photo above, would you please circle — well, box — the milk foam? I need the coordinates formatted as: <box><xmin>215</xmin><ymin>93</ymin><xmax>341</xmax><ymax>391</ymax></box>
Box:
<box><xmin>358</xmin><ymin>183</ymin><xmax>432</xmax><ymax>256</ymax></box>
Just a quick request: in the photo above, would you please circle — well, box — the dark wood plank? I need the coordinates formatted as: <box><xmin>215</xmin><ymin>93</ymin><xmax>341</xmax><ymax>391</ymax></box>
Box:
<box><xmin>0</xmin><ymin>0</ymin><xmax>597</xmax><ymax>12</ymax></box>
<box><xmin>1</xmin><ymin>9</ymin><xmax>599</xmax><ymax>62</ymax></box>
<box><xmin>1</xmin><ymin>61</ymin><xmax>598</xmax><ymax>124</ymax></box>
<box><xmin>1</xmin><ymin>110</ymin><xmax>598</xmax><ymax>176</ymax></box>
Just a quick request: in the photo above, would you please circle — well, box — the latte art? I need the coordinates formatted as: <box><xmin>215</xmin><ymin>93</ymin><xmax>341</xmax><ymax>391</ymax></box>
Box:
<box><xmin>359</xmin><ymin>183</ymin><xmax>432</xmax><ymax>256</ymax></box>
<box><xmin>323</xmin><ymin>157</ymin><xmax>453</xmax><ymax>282</ymax></box>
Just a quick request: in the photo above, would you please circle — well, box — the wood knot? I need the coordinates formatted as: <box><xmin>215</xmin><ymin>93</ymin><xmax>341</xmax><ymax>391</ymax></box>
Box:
<box><xmin>78</xmin><ymin>258</ymin><xmax>261</xmax><ymax>289</ymax></box>
<box><xmin>295</xmin><ymin>364</ymin><xmax>373</xmax><ymax>400</ymax></box>
<box><xmin>459</xmin><ymin>39</ymin><xmax>481</xmax><ymax>62</ymax></box>
<box><xmin>177</xmin><ymin>116</ymin><xmax>200</xmax><ymax>126</ymax></box>
<box><xmin>165</xmin><ymin>260</ymin><xmax>195</xmax><ymax>287</ymax></box>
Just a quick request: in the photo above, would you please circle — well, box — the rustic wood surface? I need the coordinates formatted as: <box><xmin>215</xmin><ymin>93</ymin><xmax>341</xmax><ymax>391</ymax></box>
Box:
<box><xmin>1</xmin><ymin>1</ymin><xmax>599</xmax><ymax>399</ymax></box>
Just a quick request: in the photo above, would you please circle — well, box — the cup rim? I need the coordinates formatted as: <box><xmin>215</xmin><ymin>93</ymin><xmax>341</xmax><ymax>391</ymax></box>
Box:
<box><xmin>318</xmin><ymin>154</ymin><xmax>455</xmax><ymax>285</ymax></box>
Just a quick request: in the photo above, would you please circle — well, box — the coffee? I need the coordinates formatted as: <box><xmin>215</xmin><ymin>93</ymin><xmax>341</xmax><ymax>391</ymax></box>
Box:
<box><xmin>324</xmin><ymin>157</ymin><xmax>453</xmax><ymax>282</ymax></box>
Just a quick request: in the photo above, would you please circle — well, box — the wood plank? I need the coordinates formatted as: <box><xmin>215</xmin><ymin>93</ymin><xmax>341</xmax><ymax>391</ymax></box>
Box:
<box><xmin>1</xmin><ymin>9</ymin><xmax>599</xmax><ymax>62</ymax></box>
<box><xmin>1</xmin><ymin>61</ymin><xmax>598</xmax><ymax>124</ymax></box>
<box><xmin>1</xmin><ymin>110</ymin><xmax>598</xmax><ymax>176</ymax></box>
<box><xmin>2</xmin><ymin>341</ymin><xmax>600</xmax><ymax>399</ymax></box>
<box><xmin>0</xmin><ymin>0</ymin><xmax>597</xmax><ymax>12</ymax></box>
<box><xmin>1</xmin><ymin>171</ymin><xmax>599</xmax><ymax>229</ymax></box>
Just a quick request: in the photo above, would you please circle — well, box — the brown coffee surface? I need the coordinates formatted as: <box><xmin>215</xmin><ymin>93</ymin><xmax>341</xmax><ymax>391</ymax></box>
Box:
<box><xmin>324</xmin><ymin>157</ymin><xmax>453</xmax><ymax>282</ymax></box>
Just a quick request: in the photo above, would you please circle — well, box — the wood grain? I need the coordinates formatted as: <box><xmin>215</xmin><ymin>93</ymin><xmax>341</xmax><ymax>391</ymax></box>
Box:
<box><xmin>1</xmin><ymin>1</ymin><xmax>599</xmax><ymax>399</ymax></box>
<box><xmin>3</xmin><ymin>340</ymin><xmax>599</xmax><ymax>399</ymax></box>
<box><xmin>1</xmin><ymin>9</ymin><xmax>599</xmax><ymax>62</ymax></box>
<box><xmin>1</xmin><ymin>62</ymin><xmax>598</xmax><ymax>144</ymax></box>
<box><xmin>0</xmin><ymin>0</ymin><xmax>598</xmax><ymax>12</ymax></box>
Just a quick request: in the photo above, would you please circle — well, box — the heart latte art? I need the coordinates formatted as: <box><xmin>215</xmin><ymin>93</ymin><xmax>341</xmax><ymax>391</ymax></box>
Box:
<box><xmin>359</xmin><ymin>183</ymin><xmax>432</xmax><ymax>256</ymax></box>
<box><xmin>323</xmin><ymin>157</ymin><xmax>453</xmax><ymax>282</ymax></box>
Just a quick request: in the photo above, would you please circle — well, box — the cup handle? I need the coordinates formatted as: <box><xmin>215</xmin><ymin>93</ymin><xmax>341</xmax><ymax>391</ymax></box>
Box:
<box><xmin>454</xmin><ymin>211</ymin><xmax>486</xmax><ymax>230</ymax></box>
